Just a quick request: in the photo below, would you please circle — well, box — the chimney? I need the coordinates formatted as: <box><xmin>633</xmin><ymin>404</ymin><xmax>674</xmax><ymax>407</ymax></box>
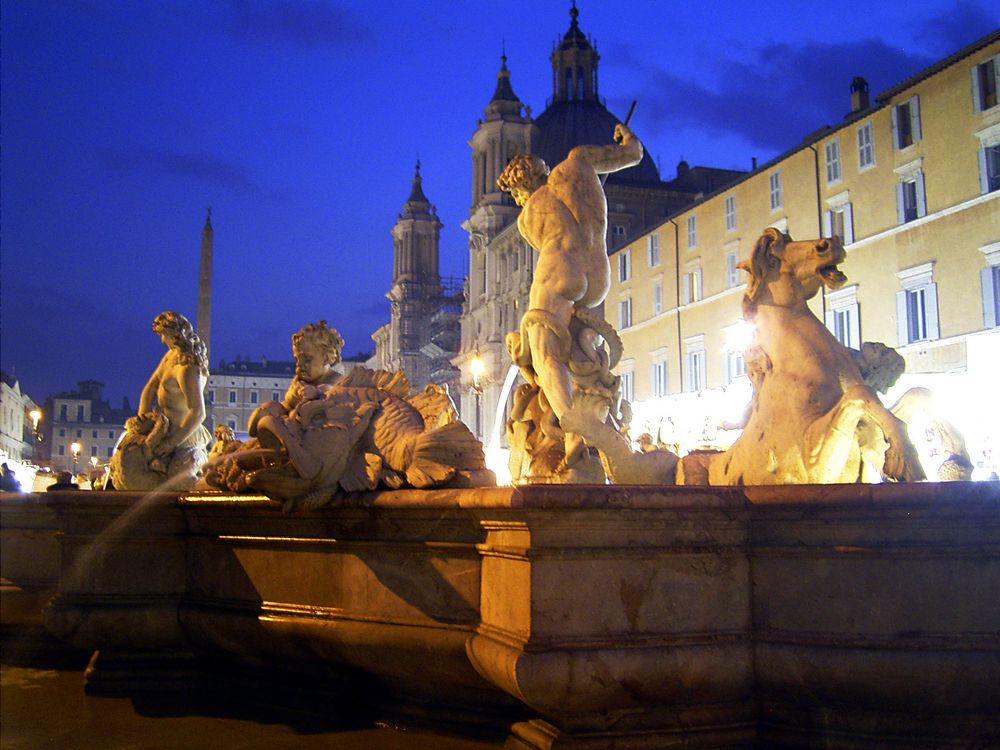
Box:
<box><xmin>850</xmin><ymin>76</ymin><xmax>870</xmax><ymax>113</ymax></box>
<box><xmin>751</xmin><ymin>157</ymin><xmax>758</xmax><ymax>170</ymax></box>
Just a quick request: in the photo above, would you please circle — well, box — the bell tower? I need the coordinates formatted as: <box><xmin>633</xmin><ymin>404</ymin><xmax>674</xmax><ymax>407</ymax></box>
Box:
<box><xmin>550</xmin><ymin>2</ymin><xmax>600</xmax><ymax>104</ymax></box>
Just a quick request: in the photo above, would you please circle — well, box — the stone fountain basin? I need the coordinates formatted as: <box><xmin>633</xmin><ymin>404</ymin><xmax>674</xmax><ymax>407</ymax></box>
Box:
<box><xmin>5</xmin><ymin>482</ymin><xmax>998</xmax><ymax>749</ymax></box>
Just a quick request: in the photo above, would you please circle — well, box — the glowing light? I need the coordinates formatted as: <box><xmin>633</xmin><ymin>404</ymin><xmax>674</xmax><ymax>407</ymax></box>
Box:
<box><xmin>29</xmin><ymin>409</ymin><xmax>42</xmax><ymax>430</ymax></box>
<box><xmin>724</xmin><ymin>319</ymin><xmax>755</xmax><ymax>352</ymax></box>
<box><xmin>70</xmin><ymin>441</ymin><xmax>81</xmax><ymax>457</ymax></box>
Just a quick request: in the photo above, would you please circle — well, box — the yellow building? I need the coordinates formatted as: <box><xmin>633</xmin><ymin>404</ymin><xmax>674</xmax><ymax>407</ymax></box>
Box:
<box><xmin>608</xmin><ymin>31</ymin><xmax>1000</xmax><ymax>474</ymax></box>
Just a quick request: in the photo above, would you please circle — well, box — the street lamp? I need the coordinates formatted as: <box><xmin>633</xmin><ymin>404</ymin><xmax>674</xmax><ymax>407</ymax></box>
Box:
<box><xmin>28</xmin><ymin>408</ymin><xmax>43</xmax><ymax>460</ymax></box>
<box><xmin>70</xmin><ymin>441</ymin><xmax>81</xmax><ymax>475</ymax></box>
<box><xmin>470</xmin><ymin>349</ymin><xmax>485</xmax><ymax>440</ymax></box>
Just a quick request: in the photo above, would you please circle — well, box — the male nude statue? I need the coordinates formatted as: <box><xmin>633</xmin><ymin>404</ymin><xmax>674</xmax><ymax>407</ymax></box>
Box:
<box><xmin>497</xmin><ymin>123</ymin><xmax>643</xmax><ymax>470</ymax></box>
<box><xmin>112</xmin><ymin>311</ymin><xmax>211</xmax><ymax>488</ymax></box>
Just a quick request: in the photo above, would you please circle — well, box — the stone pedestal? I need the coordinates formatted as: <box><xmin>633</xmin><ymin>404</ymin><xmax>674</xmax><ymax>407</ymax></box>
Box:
<box><xmin>13</xmin><ymin>482</ymin><xmax>999</xmax><ymax>748</ymax></box>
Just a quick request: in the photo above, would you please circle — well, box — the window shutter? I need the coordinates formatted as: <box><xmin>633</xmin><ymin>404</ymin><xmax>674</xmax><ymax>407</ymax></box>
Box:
<box><xmin>850</xmin><ymin>303</ymin><xmax>861</xmax><ymax>349</ymax></box>
<box><xmin>891</xmin><ymin>106</ymin><xmax>899</xmax><ymax>150</ymax></box>
<box><xmin>822</xmin><ymin>210</ymin><xmax>832</xmax><ymax>238</ymax></box>
<box><xmin>925</xmin><ymin>282</ymin><xmax>940</xmax><ymax>340</ymax></box>
<box><xmin>972</xmin><ymin>64</ymin><xmax>983</xmax><ymax>112</ymax></box>
<box><xmin>916</xmin><ymin>173</ymin><xmax>927</xmax><ymax>217</ymax></box>
<box><xmin>910</xmin><ymin>95</ymin><xmax>921</xmax><ymax>142</ymax></box>
<box><xmin>824</xmin><ymin>308</ymin><xmax>836</xmax><ymax>336</ymax></box>
<box><xmin>896</xmin><ymin>290</ymin><xmax>909</xmax><ymax>345</ymax></box>
<box><xmin>896</xmin><ymin>182</ymin><xmax>906</xmax><ymax>224</ymax></box>
<box><xmin>843</xmin><ymin>203</ymin><xmax>855</xmax><ymax>244</ymax></box>
<box><xmin>682</xmin><ymin>273</ymin><xmax>691</xmax><ymax>304</ymax></box>
<box><xmin>983</xmin><ymin>267</ymin><xmax>999</xmax><ymax>328</ymax></box>
<box><xmin>979</xmin><ymin>147</ymin><xmax>990</xmax><ymax>195</ymax></box>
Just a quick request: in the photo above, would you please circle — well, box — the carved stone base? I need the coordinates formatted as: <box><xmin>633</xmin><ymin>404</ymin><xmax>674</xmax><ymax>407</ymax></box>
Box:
<box><xmin>507</xmin><ymin>713</ymin><xmax>755</xmax><ymax>750</ymax></box>
<box><xmin>84</xmin><ymin>649</ymin><xmax>205</xmax><ymax>696</ymax></box>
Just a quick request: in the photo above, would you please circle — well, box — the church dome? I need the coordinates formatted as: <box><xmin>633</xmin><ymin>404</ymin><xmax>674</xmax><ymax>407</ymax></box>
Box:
<box><xmin>533</xmin><ymin>100</ymin><xmax>663</xmax><ymax>185</ymax></box>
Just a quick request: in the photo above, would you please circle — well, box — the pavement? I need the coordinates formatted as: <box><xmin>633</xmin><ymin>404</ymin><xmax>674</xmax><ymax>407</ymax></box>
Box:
<box><xmin>1</xmin><ymin>634</ymin><xmax>502</xmax><ymax>750</ymax></box>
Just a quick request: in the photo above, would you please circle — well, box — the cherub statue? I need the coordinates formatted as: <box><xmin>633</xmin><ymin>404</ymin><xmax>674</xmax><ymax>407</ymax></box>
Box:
<box><xmin>198</xmin><ymin>321</ymin><xmax>493</xmax><ymax>508</ymax></box>
<box><xmin>109</xmin><ymin>311</ymin><xmax>210</xmax><ymax>490</ymax></box>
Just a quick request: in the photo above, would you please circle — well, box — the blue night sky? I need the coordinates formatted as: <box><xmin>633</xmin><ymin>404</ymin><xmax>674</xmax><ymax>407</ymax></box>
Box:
<box><xmin>2</xmin><ymin>0</ymin><xmax>997</xmax><ymax>406</ymax></box>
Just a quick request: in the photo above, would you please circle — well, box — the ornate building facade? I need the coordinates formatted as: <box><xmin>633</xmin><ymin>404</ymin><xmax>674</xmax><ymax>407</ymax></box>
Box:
<box><xmin>454</xmin><ymin>6</ymin><xmax>744</xmax><ymax>440</ymax></box>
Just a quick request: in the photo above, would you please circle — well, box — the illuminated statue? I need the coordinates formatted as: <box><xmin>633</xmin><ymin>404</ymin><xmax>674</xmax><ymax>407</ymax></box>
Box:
<box><xmin>198</xmin><ymin>321</ymin><xmax>492</xmax><ymax>508</ymax></box>
<box><xmin>499</xmin><ymin>123</ymin><xmax>644</xmax><ymax>483</ymax></box>
<box><xmin>109</xmin><ymin>311</ymin><xmax>210</xmax><ymax>490</ymax></box>
<box><xmin>705</xmin><ymin>229</ymin><xmax>925</xmax><ymax>484</ymax></box>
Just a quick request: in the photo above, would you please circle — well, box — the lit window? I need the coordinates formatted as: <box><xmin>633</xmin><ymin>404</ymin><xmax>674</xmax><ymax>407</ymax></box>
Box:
<box><xmin>647</xmin><ymin>234</ymin><xmax>660</xmax><ymax>267</ymax></box>
<box><xmin>682</xmin><ymin>266</ymin><xmax>702</xmax><ymax>305</ymax></box>
<box><xmin>618</xmin><ymin>298</ymin><xmax>632</xmax><ymax>329</ymax></box>
<box><xmin>825</xmin><ymin>139</ymin><xmax>841</xmax><ymax>183</ymax></box>
<box><xmin>724</xmin><ymin>195</ymin><xmax>736</xmax><ymax>232</ymax></box>
<box><xmin>618</xmin><ymin>249</ymin><xmax>631</xmax><ymax>282</ymax></box>
<box><xmin>769</xmin><ymin>171</ymin><xmax>782</xmax><ymax>210</ymax></box>
<box><xmin>686</xmin><ymin>215</ymin><xmax>697</xmax><ymax>248</ymax></box>
<box><xmin>651</xmin><ymin>360</ymin><xmax>668</xmax><ymax>398</ymax></box>
<box><xmin>725</xmin><ymin>350</ymin><xmax>746</xmax><ymax>385</ymax></box>
<box><xmin>857</xmin><ymin>122</ymin><xmax>875</xmax><ymax>170</ymax></box>
<box><xmin>972</xmin><ymin>55</ymin><xmax>999</xmax><ymax>111</ymax></box>
<box><xmin>892</xmin><ymin>96</ymin><xmax>921</xmax><ymax>149</ymax></box>
<box><xmin>653</xmin><ymin>283</ymin><xmax>663</xmax><ymax>315</ymax></box>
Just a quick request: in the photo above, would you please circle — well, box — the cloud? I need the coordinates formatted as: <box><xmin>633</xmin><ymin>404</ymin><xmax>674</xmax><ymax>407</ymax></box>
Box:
<box><xmin>614</xmin><ymin>37</ymin><xmax>933</xmax><ymax>154</ymax></box>
<box><xmin>909</xmin><ymin>0</ymin><xmax>999</xmax><ymax>57</ymax></box>
<box><xmin>99</xmin><ymin>147</ymin><xmax>260</xmax><ymax>194</ymax></box>
<box><xmin>223</xmin><ymin>0</ymin><xmax>374</xmax><ymax>49</ymax></box>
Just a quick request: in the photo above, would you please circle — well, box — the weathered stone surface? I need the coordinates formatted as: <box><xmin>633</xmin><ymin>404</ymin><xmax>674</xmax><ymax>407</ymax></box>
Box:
<box><xmin>7</xmin><ymin>481</ymin><xmax>997</xmax><ymax>748</ymax></box>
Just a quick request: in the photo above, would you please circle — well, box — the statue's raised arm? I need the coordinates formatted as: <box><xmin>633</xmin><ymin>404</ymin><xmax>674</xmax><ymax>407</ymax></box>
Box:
<box><xmin>566</xmin><ymin>123</ymin><xmax>643</xmax><ymax>175</ymax></box>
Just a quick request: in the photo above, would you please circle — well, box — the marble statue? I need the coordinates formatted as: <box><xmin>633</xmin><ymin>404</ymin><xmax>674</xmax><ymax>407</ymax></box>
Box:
<box><xmin>498</xmin><ymin>123</ymin><xmax>644</xmax><ymax>483</ymax></box>
<box><xmin>198</xmin><ymin>321</ymin><xmax>493</xmax><ymax>508</ymax></box>
<box><xmin>705</xmin><ymin>228</ymin><xmax>925</xmax><ymax>484</ymax></box>
<box><xmin>890</xmin><ymin>387</ymin><xmax>974</xmax><ymax>480</ymax></box>
<box><xmin>109</xmin><ymin>311</ymin><xmax>211</xmax><ymax>490</ymax></box>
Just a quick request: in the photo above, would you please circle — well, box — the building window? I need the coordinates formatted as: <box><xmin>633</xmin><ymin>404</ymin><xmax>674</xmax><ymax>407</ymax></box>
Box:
<box><xmin>892</xmin><ymin>96</ymin><xmax>921</xmax><ymax>149</ymax></box>
<box><xmin>620</xmin><ymin>367</ymin><xmax>635</xmax><ymax>403</ymax></box>
<box><xmin>227</xmin><ymin>418</ymin><xmax>238</xmax><ymax>431</ymax></box>
<box><xmin>725</xmin><ymin>250</ymin><xmax>740</xmax><ymax>289</ymax></box>
<box><xmin>647</xmin><ymin>233</ymin><xmax>660</xmax><ymax>267</ymax></box>
<box><xmin>825</xmin><ymin>139</ymin><xmax>841</xmax><ymax>183</ymax></box>
<box><xmin>618</xmin><ymin>298</ymin><xmax>632</xmax><ymax>329</ymax></box>
<box><xmin>978</xmin><ymin>143</ymin><xmax>1000</xmax><ymax>194</ymax></box>
<box><xmin>686</xmin><ymin>350</ymin><xmax>706</xmax><ymax>392</ymax></box>
<box><xmin>272</xmin><ymin>391</ymin><xmax>281</xmax><ymax>402</ymax></box>
<box><xmin>91</xmin><ymin>430</ymin><xmax>97</xmax><ymax>438</ymax></box>
<box><xmin>895</xmin><ymin>163</ymin><xmax>926</xmax><ymax>224</ymax></box>
<box><xmin>682</xmin><ymin>266</ymin><xmax>702</xmax><ymax>305</ymax></box>
<box><xmin>823</xmin><ymin>200</ymin><xmax>854</xmax><ymax>245</ymax></box>
<box><xmin>613</xmin><ymin>224</ymin><xmax>626</xmax><ymax>240</ymax></box>
<box><xmin>58</xmin><ymin>428</ymin><xmax>65</xmax><ymax>438</ymax></box>
<box><xmin>206</xmin><ymin>389</ymin><xmax>214</xmax><ymax>404</ymax></box>
<box><xmin>651</xmin><ymin>360</ymin><xmax>668</xmax><ymax>398</ymax></box>
<box><xmin>76</xmin><ymin>429</ymin><xmax>82</xmax><ymax>438</ymax></box>
<box><xmin>980</xmin><ymin>243</ymin><xmax>1000</xmax><ymax>328</ymax></box>
<box><xmin>107</xmin><ymin>447</ymin><xmax>113</xmax><ymax>458</ymax></box>
<box><xmin>857</xmin><ymin>122</ymin><xmax>875</xmax><ymax>170</ymax></box>
<box><xmin>896</xmin><ymin>263</ymin><xmax>939</xmax><ymax>345</ymax></box>
<box><xmin>653</xmin><ymin>282</ymin><xmax>663</xmax><ymax>315</ymax></box>
<box><xmin>59</xmin><ymin>404</ymin><xmax>67</xmax><ymax>420</ymax></box>
<box><xmin>724</xmin><ymin>195</ymin><xmax>736</xmax><ymax>232</ymax></box>
<box><xmin>91</xmin><ymin>446</ymin><xmax>97</xmax><ymax>457</ymax></box>
<box><xmin>58</xmin><ymin>445</ymin><xmax>65</xmax><ymax>456</ymax></box>
<box><xmin>228</xmin><ymin>390</ymin><xmax>237</xmax><ymax>404</ymax></box>
<box><xmin>618</xmin><ymin>249</ymin><xmax>631</xmax><ymax>282</ymax></box>
<box><xmin>686</xmin><ymin>215</ymin><xmax>697</xmax><ymax>248</ymax></box>
<box><xmin>724</xmin><ymin>349</ymin><xmax>747</xmax><ymax>385</ymax></box>
<box><xmin>76</xmin><ymin>405</ymin><xmax>84</xmax><ymax>421</ymax></box>
<box><xmin>108</xmin><ymin>431</ymin><xmax>114</xmax><ymax>439</ymax></box>
<box><xmin>769</xmin><ymin>171</ymin><xmax>782</xmax><ymax>210</ymax></box>
<box><xmin>249</xmin><ymin>391</ymin><xmax>259</xmax><ymax>405</ymax></box>
<box><xmin>826</xmin><ymin>285</ymin><xmax>861</xmax><ymax>349</ymax></box>
<box><xmin>972</xmin><ymin>55</ymin><xmax>999</xmax><ymax>111</ymax></box>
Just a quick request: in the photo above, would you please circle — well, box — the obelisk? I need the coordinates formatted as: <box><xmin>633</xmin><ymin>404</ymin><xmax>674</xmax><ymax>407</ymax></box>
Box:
<box><xmin>197</xmin><ymin>208</ymin><xmax>213</xmax><ymax>362</ymax></box>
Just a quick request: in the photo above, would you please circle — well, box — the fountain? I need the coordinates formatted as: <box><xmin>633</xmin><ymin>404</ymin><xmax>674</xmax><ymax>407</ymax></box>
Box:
<box><xmin>3</xmin><ymin>123</ymin><xmax>998</xmax><ymax>750</ymax></box>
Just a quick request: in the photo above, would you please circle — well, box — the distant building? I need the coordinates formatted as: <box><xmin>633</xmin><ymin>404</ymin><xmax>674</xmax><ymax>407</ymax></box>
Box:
<box><xmin>371</xmin><ymin>164</ymin><xmax>464</xmax><ymax>396</ymax></box>
<box><xmin>0</xmin><ymin>371</ymin><xmax>35</xmax><ymax>461</ymax></box>
<box><xmin>205</xmin><ymin>354</ymin><xmax>369</xmax><ymax>434</ymax></box>
<box><xmin>454</xmin><ymin>5</ymin><xmax>745</xmax><ymax>439</ymax></box>
<box><xmin>605</xmin><ymin>31</ymin><xmax>1000</xmax><ymax>472</ymax></box>
<box><xmin>206</xmin><ymin>357</ymin><xmax>295</xmax><ymax>434</ymax></box>
<box><xmin>43</xmin><ymin>380</ymin><xmax>131</xmax><ymax>472</ymax></box>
